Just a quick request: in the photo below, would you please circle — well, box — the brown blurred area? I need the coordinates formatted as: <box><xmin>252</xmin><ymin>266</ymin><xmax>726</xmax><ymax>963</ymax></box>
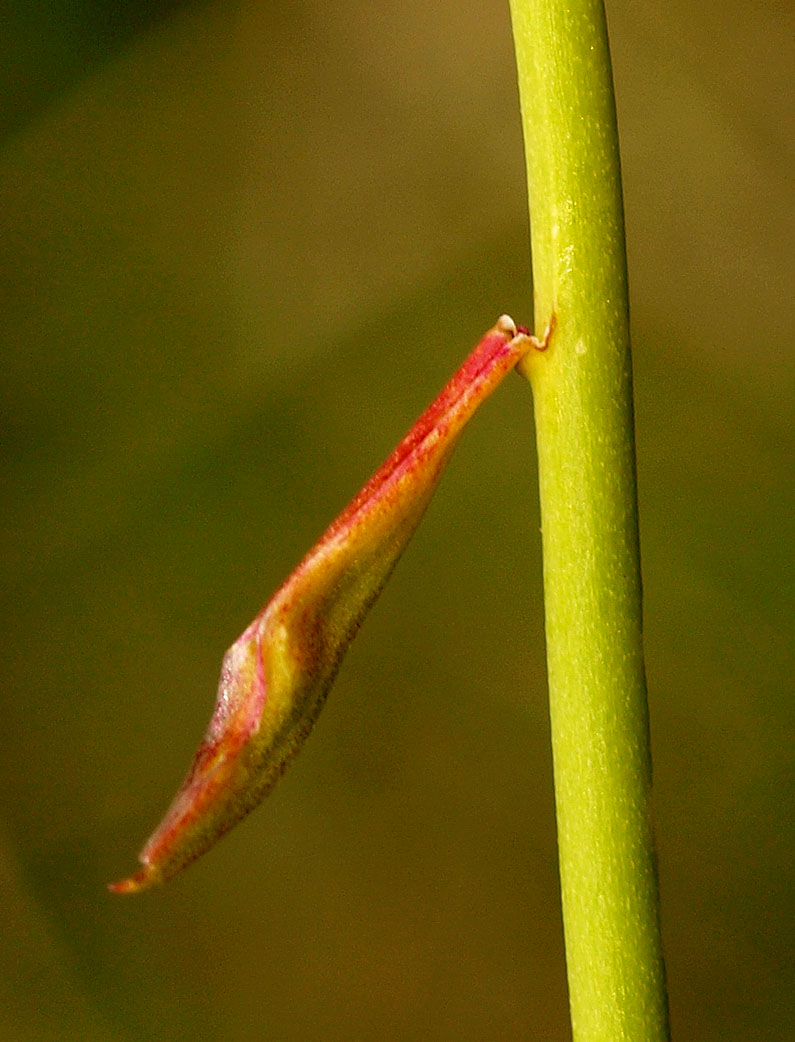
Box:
<box><xmin>1</xmin><ymin>2</ymin><xmax>793</xmax><ymax>1039</ymax></box>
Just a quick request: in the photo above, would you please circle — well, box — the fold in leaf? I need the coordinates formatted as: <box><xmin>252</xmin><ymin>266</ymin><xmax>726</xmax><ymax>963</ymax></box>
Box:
<box><xmin>110</xmin><ymin>315</ymin><xmax>542</xmax><ymax>893</ymax></box>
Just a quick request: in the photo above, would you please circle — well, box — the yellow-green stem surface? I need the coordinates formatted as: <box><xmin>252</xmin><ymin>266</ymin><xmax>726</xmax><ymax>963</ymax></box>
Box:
<box><xmin>508</xmin><ymin>1</ymin><xmax>670</xmax><ymax>1039</ymax></box>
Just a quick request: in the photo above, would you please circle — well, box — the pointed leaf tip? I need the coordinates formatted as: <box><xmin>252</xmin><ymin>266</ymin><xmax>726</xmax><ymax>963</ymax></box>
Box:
<box><xmin>108</xmin><ymin>862</ymin><xmax>161</xmax><ymax>895</ymax></box>
<box><xmin>111</xmin><ymin>316</ymin><xmax>532</xmax><ymax>891</ymax></box>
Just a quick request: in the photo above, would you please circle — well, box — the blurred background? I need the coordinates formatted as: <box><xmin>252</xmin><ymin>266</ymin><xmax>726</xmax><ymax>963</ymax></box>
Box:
<box><xmin>2</xmin><ymin>1</ymin><xmax>793</xmax><ymax>1039</ymax></box>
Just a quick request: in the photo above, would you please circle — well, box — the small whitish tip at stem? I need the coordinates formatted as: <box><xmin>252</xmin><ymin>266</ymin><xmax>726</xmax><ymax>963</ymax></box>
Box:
<box><xmin>496</xmin><ymin>312</ymin><xmax>556</xmax><ymax>352</ymax></box>
<box><xmin>496</xmin><ymin>314</ymin><xmax>518</xmax><ymax>337</ymax></box>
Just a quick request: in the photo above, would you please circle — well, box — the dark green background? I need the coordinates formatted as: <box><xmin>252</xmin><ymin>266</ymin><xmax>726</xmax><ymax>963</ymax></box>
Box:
<box><xmin>2</xmin><ymin>2</ymin><xmax>793</xmax><ymax>1039</ymax></box>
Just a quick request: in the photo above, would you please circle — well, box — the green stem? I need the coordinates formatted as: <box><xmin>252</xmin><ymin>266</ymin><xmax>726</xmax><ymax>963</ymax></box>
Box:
<box><xmin>507</xmin><ymin>2</ymin><xmax>670</xmax><ymax>1040</ymax></box>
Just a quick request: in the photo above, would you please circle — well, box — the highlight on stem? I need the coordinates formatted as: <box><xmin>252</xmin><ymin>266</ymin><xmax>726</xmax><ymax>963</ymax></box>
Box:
<box><xmin>110</xmin><ymin>315</ymin><xmax>551</xmax><ymax>894</ymax></box>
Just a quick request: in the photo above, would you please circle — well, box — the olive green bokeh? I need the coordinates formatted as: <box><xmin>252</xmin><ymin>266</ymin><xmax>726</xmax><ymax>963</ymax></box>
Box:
<box><xmin>1</xmin><ymin>2</ymin><xmax>793</xmax><ymax>1041</ymax></box>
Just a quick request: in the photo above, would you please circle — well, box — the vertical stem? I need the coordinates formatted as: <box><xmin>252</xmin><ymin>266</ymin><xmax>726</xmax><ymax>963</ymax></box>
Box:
<box><xmin>507</xmin><ymin>2</ymin><xmax>670</xmax><ymax>1040</ymax></box>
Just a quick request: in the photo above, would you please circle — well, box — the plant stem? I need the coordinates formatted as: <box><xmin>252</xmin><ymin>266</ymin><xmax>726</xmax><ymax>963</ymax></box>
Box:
<box><xmin>507</xmin><ymin>1</ymin><xmax>670</xmax><ymax>1039</ymax></box>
